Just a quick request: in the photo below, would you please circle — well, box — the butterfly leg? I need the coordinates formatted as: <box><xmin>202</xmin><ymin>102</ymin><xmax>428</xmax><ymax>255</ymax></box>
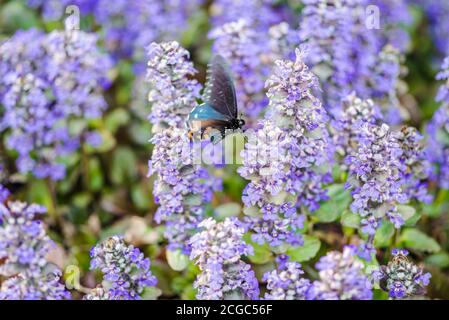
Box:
<box><xmin>200</xmin><ymin>127</ymin><xmax>206</xmax><ymax>139</ymax></box>
<box><xmin>220</xmin><ymin>127</ymin><xmax>227</xmax><ymax>139</ymax></box>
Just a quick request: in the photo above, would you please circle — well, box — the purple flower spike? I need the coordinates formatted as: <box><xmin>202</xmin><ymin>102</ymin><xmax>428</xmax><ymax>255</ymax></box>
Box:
<box><xmin>307</xmin><ymin>246</ymin><xmax>373</xmax><ymax>300</ymax></box>
<box><xmin>146</xmin><ymin>41</ymin><xmax>202</xmax><ymax>130</ymax></box>
<box><xmin>0</xmin><ymin>201</ymin><xmax>70</xmax><ymax>300</ymax></box>
<box><xmin>189</xmin><ymin>218</ymin><xmax>260</xmax><ymax>300</ymax></box>
<box><xmin>263</xmin><ymin>255</ymin><xmax>311</xmax><ymax>300</ymax></box>
<box><xmin>239</xmin><ymin>49</ymin><xmax>332</xmax><ymax>247</ymax></box>
<box><xmin>85</xmin><ymin>235</ymin><xmax>157</xmax><ymax>300</ymax></box>
<box><xmin>346</xmin><ymin>123</ymin><xmax>406</xmax><ymax>243</ymax></box>
<box><xmin>374</xmin><ymin>248</ymin><xmax>431</xmax><ymax>299</ymax></box>
<box><xmin>146</xmin><ymin>42</ymin><xmax>221</xmax><ymax>253</ymax></box>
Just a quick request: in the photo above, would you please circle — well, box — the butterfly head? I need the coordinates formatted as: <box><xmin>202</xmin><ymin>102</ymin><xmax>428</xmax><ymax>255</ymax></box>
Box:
<box><xmin>238</xmin><ymin>118</ymin><xmax>245</xmax><ymax>129</ymax></box>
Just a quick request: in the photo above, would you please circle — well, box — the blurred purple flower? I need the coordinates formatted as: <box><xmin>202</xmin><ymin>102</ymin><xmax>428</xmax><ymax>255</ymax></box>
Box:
<box><xmin>0</xmin><ymin>163</ymin><xmax>9</xmax><ymax>202</ymax></box>
<box><xmin>27</xmin><ymin>0</ymin><xmax>97</xmax><ymax>20</ymax></box>
<box><xmin>0</xmin><ymin>201</ymin><xmax>70</xmax><ymax>300</ymax></box>
<box><xmin>94</xmin><ymin>0</ymin><xmax>203</xmax><ymax>67</ymax></box>
<box><xmin>307</xmin><ymin>246</ymin><xmax>373</xmax><ymax>300</ymax></box>
<box><xmin>397</xmin><ymin>127</ymin><xmax>432</xmax><ymax>204</ymax></box>
<box><xmin>298</xmin><ymin>0</ymin><xmax>410</xmax><ymax>122</ymax></box>
<box><xmin>371</xmin><ymin>0</ymin><xmax>412</xmax><ymax>52</ymax></box>
<box><xmin>426</xmin><ymin>57</ymin><xmax>449</xmax><ymax>188</ymax></box>
<box><xmin>27</xmin><ymin>0</ymin><xmax>203</xmax><ymax>70</ymax></box>
<box><xmin>409</xmin><ymin>0</ymin><xmax>449</xmax><ymax>56</ymax></box>
<box><xmin>210</xmin><ymin>0</ymin><xmax>288</xmax><ymax>31</ymax></box>
<box><xmin>263</xmin><ymin>255</ymin><xmax>311</xmax><ymax>300</ymax></box>
<box><xmin>0</xmin><ymin>29</ymin><xmax>112</xmax><ymax>180</ymax></box>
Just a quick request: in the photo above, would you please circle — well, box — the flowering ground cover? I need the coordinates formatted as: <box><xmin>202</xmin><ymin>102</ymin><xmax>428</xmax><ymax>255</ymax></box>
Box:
<box><xmin>0</xmin><ymin>0</ymin><xmax>448</xmax><ymax>300</ymax></box>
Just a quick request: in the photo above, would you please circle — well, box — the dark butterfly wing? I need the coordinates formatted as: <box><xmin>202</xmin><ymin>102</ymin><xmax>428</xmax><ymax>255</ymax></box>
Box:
<box><xmin>203</xmin><ymin>55</ymin><xmax>238</xmax><ymax>119</ymax></box>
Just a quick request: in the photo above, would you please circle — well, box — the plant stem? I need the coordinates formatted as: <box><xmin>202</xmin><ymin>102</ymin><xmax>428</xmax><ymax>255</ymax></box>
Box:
<box><xmin>45</xmin><ymin>178</ymin><xmax>58</xmax><ymax>223</ymax></box>
<box><xmin>390</xmin><ymin>228</ymin><xmax>400</xmax><ymax>253</ymax></box>
<box><xmin>81</xmin><ymin>141</ymin><xmax>90</xmax><ymax>190</ymax></box>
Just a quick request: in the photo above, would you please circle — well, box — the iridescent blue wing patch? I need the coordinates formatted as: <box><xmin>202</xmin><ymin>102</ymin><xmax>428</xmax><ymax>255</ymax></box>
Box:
<box><xmin>188</xmin><ymin>103</ymin><xmax>230</xmax><ymax>121</ymax></box>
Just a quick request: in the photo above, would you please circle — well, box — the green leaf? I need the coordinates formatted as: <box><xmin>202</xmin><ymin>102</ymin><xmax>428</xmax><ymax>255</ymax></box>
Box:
<box><xmin>150</xmin><ymin>261</ymin><xmax>178</xmax><ymax>296</ymax></box>
<box><xmin>129</xmin><ymin>121</ymin><xmax>152</xmax><ymax>146</ymax></box>
<box><xmin>287</xmin><ymin>235</ymin><xmax>321</xmax><ymax>262</ymax></box>
<box><xmin>26</xmin><ymin>180</ymin><xmax>51</xmax><ymax>209</ymax></box>
<box><xmin>181</xmin><ymin>285</ymin><xmax>197</xmax><ymax>300</ymax></box>
<box><xmin>166</xmin><ymin>249</ymin><xmax>190</xmax><ymax>271</ymax></box>
<box><xmin>341</xmin><ymin>210</ymin><xmax>361</xmax><ymax>228</ymax></box>
<box><xmin>88</xmin><ymin>158</ymin><xmax>104</xmax><ymax>191</ymax></box>
<box><xmin>110</xmin><ymin>147</ymin><xmax>137</xmax><ymax>185</ymax></box>
<box><xmin>73</xmin><ymin>192</ymin><xmax>92</xmax><ymax>209</ymax></box>
<box><xmin>421</xmin><ymin>202</ymin><xmax>448</xmax><ymax>219</ymax></box>
<box><xmin>243</xmin><ymin>205</ymin><xmax>260</xmax><ymax>217</ymax></box>
<box><xmin>184</xmin><ymin>194</ymin><xmax>202</xmax><ymax>206</ymax></box>
<box><xmin>400</xmin><ymin>228</ymin><xmax>441</xmax><ymax>253</ymax></box>
<box><xmin>222</xmin><ymin>171</ymin><xmax>247</xmax><ymax>200</ymax></box>
<box><xmin>422</xmin><ymin>204</ymin><xmax>441</xmax><ymax>218</ymax></box>
<box><xmin>404</xmin><ymin>212</ymin><xmax>421</xmax><ymax>227</ymax></box>
<box><xmin>215</xmin><ymin>203</ymin><xmax>241</xmax><ymax>219</ymax></box>
<box><xmin>90</xmin><ymin>130</ymin><xmax>116</xmax><ymax>153</ymax></box>
<box><xmin>397</xmin><ymin>205</ymin><xmax>416</xmax><ymax>221</ymax></box>
<box><xmin>0</xmin><ymin>2</ymin><xmax>40</xmax><ymax>32</ymax></box>
<box><xmin>331</xmin><ymin>163</ymin><xmax>346</xmax><ymax>183</ymax></box>
<box><xmin>131</xmin><ymin>184</ymin><xmax>151</xmax><ymax>210</ymax></box>
<box><xmin>374</xmin><ymin>222</ymin><xmax>395</xmax><ymax>248</ymax></box>
<box><xmin>105</xmin><ymin>108</ymin><xmax>131</xmax><ymax>133</ymax></box>
<box><xmin>362</xmin><ymin>255</ymin><xmax>380</xmax><ymax>273</ymax></box>
<box><xmin>69</xmin><ymin>119</ymin><xmax>87</xmax><ymax>137</ymax></box>
<box><xmin>243</xmin><ymin>234</ymin><xmax>272</xmax><ymax>264</ymax></box>
<box><xmin>426</xmin><ymin>252</ymin><xmax>449</xmax><ymax>268</ymax></box>
<box><xmin>181</xmin><ymin>10</ymin><xmax>209</xmax><ymax>47</ymax></box>
<box><xmin>249</xmin><ymin>243</ymin><xmax>272</xmax><ymax>265</ymax></box>
<box><xmin>313</xmin><ymin>184</ymin><xmax>351</xmax><ymax>222</ymax></box>
<box><xmin>140</xmin><ymin>286</ymin><xmax>162</xmax><ymax>300</ymax></box>
<box><xmin>57</xmin><ymin>165</ymin><xmax>79</xmax><ymax>194</ymax></box>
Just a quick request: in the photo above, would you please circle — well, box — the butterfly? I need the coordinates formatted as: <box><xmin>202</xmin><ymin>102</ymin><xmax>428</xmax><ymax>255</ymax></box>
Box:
<box><xmin>187</xmin><ymin>55</ymin><xmax>245</xmax><ymax>143</ymax></box>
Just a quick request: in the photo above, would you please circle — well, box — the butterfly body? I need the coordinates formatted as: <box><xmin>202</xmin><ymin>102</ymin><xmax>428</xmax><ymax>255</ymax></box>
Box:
<box><xmin>187</xmin><ymin>55</ymin><xmax>244</xmax><ymax>142</ymax></box>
